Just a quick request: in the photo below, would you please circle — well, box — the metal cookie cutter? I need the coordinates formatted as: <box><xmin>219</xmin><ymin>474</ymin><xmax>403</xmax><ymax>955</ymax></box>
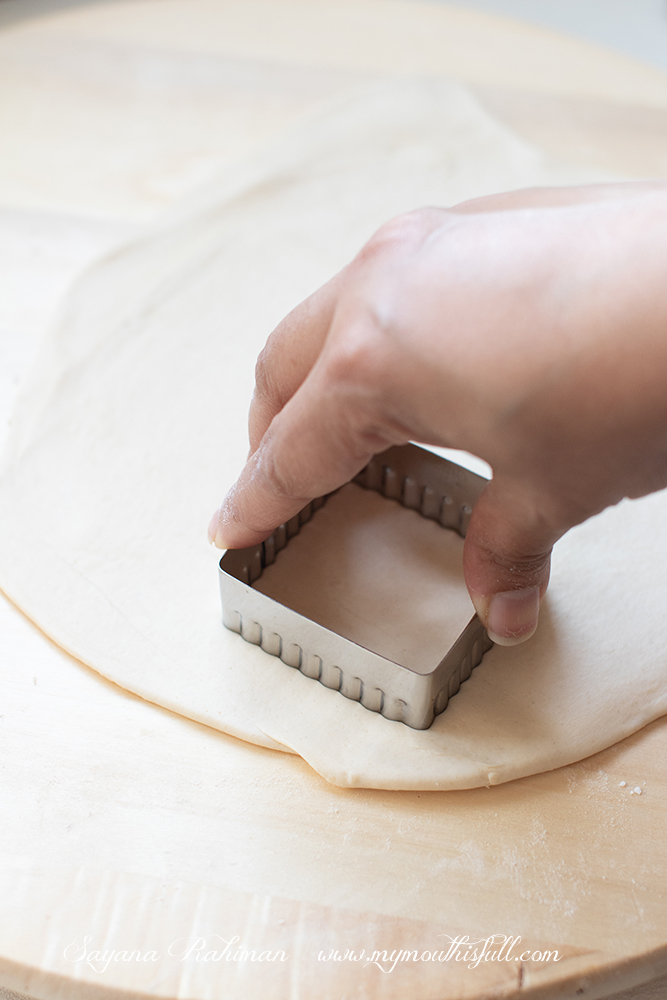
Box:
<box><xmin>218</xmin><ymin>443</ymin><xmax>493</xmax><ymax>729</ymax></box>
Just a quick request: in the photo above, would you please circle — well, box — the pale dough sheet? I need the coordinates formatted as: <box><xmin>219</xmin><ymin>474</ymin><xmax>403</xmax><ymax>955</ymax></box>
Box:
<box><xmin>1</xmin><ymin>79</ymin><xmax>665</xmax><ymax>790</ymax></box>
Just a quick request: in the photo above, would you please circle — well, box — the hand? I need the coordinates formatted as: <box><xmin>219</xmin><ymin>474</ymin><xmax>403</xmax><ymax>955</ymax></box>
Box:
<box><xmin>209</xmin><ymin>182</ymin><xmax>667</xmax><ymax>644</ymax></box>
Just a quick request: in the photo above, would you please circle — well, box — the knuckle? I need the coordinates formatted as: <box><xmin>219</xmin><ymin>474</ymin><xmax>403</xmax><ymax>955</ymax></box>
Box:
<box><xmin>253</xmin><ymin>342</ymin><xmax>271</xmax><ymax>391</ymax></box>
<box><xmin>325</xmin><ymin>319</ymin><xmax>388</xmax><ymax>392</ymax></box>
<box><xmin>491</xmin><ymin>550</ymin><xmax>551</xmax><ymax>579</ymax></box>
<box><xmin>322</xmin><ymin>332</ymin><xmax>408</xmax><ymax>453</ymax></box>
<box><xmin>473</xmin><ymin>532</ymin><xmax>552</xmax><ymax>585</ymax></box>
<box><xmin>328</xmin><ymin>328</ymin><xmax>375</xmax><ymax>379</ymax></box>
<box><xmin>253</xmin><ymin>341</ymin><xmax>281</xmax><ymax>407</ymax></box>
<box><xmin>354</xmin><ymin>208</ymin><xmax>443</xmax><ymax>265</ymax></box>
<box><xmin>258</xmin><ymin>447</ymin><xmax>302</xmax><ymax>503</ymax></box>
<box><xmin>469</xmin><ymin>541</ymin><xmax>551</xmax><ymax>595</ymax></box>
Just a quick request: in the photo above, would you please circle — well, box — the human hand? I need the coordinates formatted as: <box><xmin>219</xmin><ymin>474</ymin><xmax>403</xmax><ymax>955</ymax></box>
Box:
<box><xmin>209</xmin><ymin>182</ymin><xmax>667</xmax><ymax>645</ymax></box>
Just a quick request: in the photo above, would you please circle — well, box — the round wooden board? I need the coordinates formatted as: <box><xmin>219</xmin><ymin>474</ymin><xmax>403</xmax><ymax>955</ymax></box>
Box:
<box><xmin>1</xmin><ymin>3</ymin><xmax>667</xmax><ymax>999</ymax></box>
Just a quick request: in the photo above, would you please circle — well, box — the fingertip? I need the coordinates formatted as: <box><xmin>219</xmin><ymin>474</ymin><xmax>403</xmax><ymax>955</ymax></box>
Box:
<box><xmin>208</xmin><ymin>496</ymin><xmax>246</xmax><ymax>549</ymax></box>
<box><xmin>472</xmin><ymin>587</ymin><xmax>541</xmax><ymax>645</ymax></box>
<box><xmin>487</xmin><ymin>623</ymin><xmax>539</xmax><ymax>647</ymax></box>
<box><xmin>207</xmin><ymin>507</ymin><xmax>223</xmax><ymax>547</ymax></box>
<box><xmin>208</xmin><ymin>488</ymin><xmax>275</xmax><ymax>550</ymax></box>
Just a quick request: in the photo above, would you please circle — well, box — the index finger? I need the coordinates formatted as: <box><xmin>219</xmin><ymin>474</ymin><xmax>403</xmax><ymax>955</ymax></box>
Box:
<box><xmin>247</xmin><ymin>271</ymin><xmax>344</xmax><ymax>454</ymax></box>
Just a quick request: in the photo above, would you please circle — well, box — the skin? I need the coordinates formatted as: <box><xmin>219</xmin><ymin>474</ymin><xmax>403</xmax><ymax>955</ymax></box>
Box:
<box><xmin>209</xmin><ymin>182</ymin><xmax>667</xmax><ymax>645</ymax></box>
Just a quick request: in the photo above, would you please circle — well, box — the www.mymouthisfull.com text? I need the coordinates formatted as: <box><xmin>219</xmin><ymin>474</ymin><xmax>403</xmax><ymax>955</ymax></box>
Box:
<box><xmin>63</xmin><ymin>933</ymin><xmax>561</xmax><ymax>975</ymax></box>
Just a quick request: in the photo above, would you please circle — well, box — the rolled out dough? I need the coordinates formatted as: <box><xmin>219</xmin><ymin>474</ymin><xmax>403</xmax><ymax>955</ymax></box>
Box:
<box><xmin>1</xmin><ymin>79</ymin><xmax>666</xmax><ymax>790</ymax></box>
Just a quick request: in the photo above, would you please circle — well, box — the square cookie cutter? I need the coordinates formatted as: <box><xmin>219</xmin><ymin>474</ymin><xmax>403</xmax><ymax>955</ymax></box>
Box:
<box><xmin>218</xmin><ymin>443</ymin><xmax>494</xmax><ymax>729</ymax></box>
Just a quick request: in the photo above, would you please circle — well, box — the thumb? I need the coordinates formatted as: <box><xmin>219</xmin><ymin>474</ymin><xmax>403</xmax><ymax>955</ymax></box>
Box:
<box><xmin>463</xmin><ymin>476</ymin><xmax>561</xmax><ymax>646</ymax></box>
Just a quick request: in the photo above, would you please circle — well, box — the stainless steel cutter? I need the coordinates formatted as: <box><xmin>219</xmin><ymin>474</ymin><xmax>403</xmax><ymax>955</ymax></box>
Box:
<box><xmin>218</xmin><ymin>443</ymin><xmax>493</xmax><ymax>729</ymax></box>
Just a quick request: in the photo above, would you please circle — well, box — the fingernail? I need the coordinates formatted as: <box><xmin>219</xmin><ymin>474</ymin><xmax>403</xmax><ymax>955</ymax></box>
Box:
<box><xmin>207</xmin><ymin>508</ymin><xmax>221</xmax><ymax>546</ymax></box>
<box><xmin>486</xmin><ymin>587</ymin><xmax>540</xmax><ymax>646</ymax></box>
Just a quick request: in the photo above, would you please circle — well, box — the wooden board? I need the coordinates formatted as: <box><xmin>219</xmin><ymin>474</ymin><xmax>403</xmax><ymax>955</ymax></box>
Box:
<box><xmin>2</xmin><ymin>0</ymin><xmax>667</xmax><ymax>223</ymax></box>
<box><xmin>1</xmin><ymin>2</ymin><xmax>667</xmax><ymax>998</ymax></box>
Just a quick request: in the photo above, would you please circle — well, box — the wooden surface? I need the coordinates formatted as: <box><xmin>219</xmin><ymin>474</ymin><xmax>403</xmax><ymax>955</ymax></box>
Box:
<box><xmin>1</xmin><ymin>2</ymin><xmax>667</xmax><ymax>999</ymax></box>
<box><xmin>2</xmin><ymin>0</ymin><xmax>667</xmax><ymax>223</ymax></box>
